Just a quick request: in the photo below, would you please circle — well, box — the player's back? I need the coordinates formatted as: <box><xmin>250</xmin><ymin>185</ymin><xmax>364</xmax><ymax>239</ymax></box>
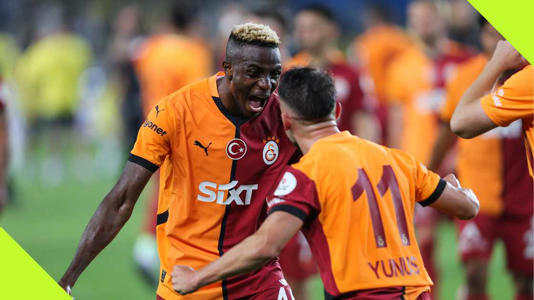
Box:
<box><xmin>287</xmin><ymin>131</ymin><xmax>441</xmax><ymax>299</ymax></box>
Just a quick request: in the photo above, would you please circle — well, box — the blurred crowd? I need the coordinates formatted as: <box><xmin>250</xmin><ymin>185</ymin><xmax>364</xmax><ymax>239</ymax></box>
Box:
<box><xmin>0</xmin><ymin>0</ymin><xmax>482</xmax><ymax>185</ymax></box>
<box><xmin>0</xmin><ymin>0</ymin><xmax>507</xmax><ymax>298</ymax></box>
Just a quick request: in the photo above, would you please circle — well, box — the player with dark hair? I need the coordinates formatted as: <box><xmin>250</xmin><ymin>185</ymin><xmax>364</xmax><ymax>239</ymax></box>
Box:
<box><xmin>289</xmin><ymin>4</ymin><xmax>380</xmax><ymax>143</ymax></box>
<box><xmin>351</xmin><ymin>3</ymin><xmax>412</xmax><ymax>143</ymax></box>
<box><xmin>284</xmin><ymin>5</ymin><xmax>380</xmax><ymax>298</ymax></box>
<box><xmin>385</xmin><ymin>2</ymin><xmax>472</xmax><ymax>295</ymax></box>
<box><xmin>131</xmin><ymin>1</ymin><xmax>213</xmax><ymax>286</ymax></box>
<box><xmin>59</xmin><ymin>23</ymin><xmax>297</xmax><ymax>300</ymax></box>
<box><xmin>429</xmin><ymin>19</ymin><xmax>533</xmax><ymax>300</ymax></box>
<box><xmin>172</xmin><ymin>67</ymin><xmax>480</xmax><ymax>300</ymax></box>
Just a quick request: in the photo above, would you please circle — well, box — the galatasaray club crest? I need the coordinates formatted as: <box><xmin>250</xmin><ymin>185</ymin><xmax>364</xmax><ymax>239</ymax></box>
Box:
<box><xmin>262</xmin><ymin>137</ymin><xmax>279</xmax><ymax>165</ymax></box>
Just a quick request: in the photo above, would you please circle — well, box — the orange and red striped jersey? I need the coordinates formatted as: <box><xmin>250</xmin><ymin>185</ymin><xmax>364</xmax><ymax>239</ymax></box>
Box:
<box><xmin>480</xmin><ymin>65</ymin><xmax>534</xmax><ymax>177</ymax></box>
<box><xmin>386</xmin><ymin>41</ymin><xmax>472</xmax><ymax>164</ymax></box>
<box><xmin>441</xmin><ymin>55</ymin><xmax>532</xmax><ymax>216</ymax></box>
<box><xmin>130</xmin><ymin>73</ymin><xmax>298</xmax><ymax>299</ymax></box>
<box><xmin>267</xmin><ymin>132</ymin><xmax>445</xmax><ymax>299</ymax></box>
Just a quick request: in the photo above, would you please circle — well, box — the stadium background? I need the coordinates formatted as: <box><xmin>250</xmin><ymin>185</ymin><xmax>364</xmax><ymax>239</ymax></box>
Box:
<box><xmin>0</xmin><ymin>0</ymin><xmax>516</xmax><ymax>299</ymax></box>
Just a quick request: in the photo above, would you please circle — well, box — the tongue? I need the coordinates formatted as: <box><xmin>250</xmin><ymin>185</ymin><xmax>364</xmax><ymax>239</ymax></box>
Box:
<box><xmin>249</xmin><ymin>99</ymin><xmax>262</xmax><ymax>111</ymax></box>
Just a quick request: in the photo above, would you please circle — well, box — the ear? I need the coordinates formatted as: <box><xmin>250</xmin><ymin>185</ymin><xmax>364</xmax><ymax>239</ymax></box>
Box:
<box><xmin>222</xmin><ymin>61</ymin><xmax>233</xmax><ymax>80</ymax></box>
<box><xmin>281</xmin><ymin>113</ymin><xmax>292</xmax><ymax>131</ymax></box>
<box><xmin>334</xmin><ymin>101</ymin><xmax>342</xmax><ymax>120</ymax></box>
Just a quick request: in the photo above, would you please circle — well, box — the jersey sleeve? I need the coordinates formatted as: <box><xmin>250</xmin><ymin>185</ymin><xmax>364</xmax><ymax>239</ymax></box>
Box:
<box><xmin>480</xmin><ymin>65</ymin><xmax>533</xmax><ymax>127</ymax></box>
<box><xmin>392</xmin><ymin>149</ymin><xmax>446</xmax><ymax>206</ymax></box>
<box><xmin>266</xmin><ymin>166</ymin><xmax>321</xmax><ymax>224</ymax></box>
<box><xmin>129</xmin><ymin>98</ymin><xmax>177</xmax><ymax>172</ymax></box>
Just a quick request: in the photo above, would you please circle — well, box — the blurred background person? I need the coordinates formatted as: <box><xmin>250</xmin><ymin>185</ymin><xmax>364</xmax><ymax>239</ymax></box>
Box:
<box><xmin>429</xmin><ymin>17</ymin><xmax>533</xmax><ymax>300</ymax></box>
<box><xmin>247</xmin><ymin>6</ymin><xmax>291</xmax><ymax>63</ymax></box>
<box><xmin>351</xmin><ymin>3</ymin><xmax>412</xmax><ymax>143</ymax></box>
<box><xmin>131</xmin><ymin>0</ymin><xmax>214</xmax><ymax>288</ymax></box>
<box><xmin>107</xmin><ymin>4</ymin><xmax>144</xmax><ymax>160</ymax></box>
<box><xmin>15</xmin><ymin>4</ymin><xmax>92</xmax><ymax>186</ymax></box>
<box><xmin>444</xmin><ymin>0</ymin><xmax>480</xmax><ymax>50</ymax></box>
<box><xmin>288</xmin><ymin>4</ymin><xmax>380</xmax><ymax>142</ymax></box>
<box><xmin>385</xmin><ymin>1</ymin><xmax>472</xmax><ymax>298</ymax></box>
<box><xmin>281</xmin><ymin>4</ymin><xmax>380</xmax><ymax>299</ymax></box>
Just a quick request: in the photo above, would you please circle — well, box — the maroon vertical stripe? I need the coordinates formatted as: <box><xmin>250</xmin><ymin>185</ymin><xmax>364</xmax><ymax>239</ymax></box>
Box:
<box><xmin>377</xmin><ymin>165</ymin><xmax>411</xmax><ymax>246</ymax></box>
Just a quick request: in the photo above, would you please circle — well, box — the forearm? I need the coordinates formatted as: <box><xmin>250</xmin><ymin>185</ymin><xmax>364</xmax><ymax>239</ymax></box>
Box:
<box><xmin>195</xmin><ymin>234</ymin><xmax>277</xmax><ymax>288</ymax></box>
<box><xmin>450</xmin><ymin>60</ymin><xmax>504</xmax><ymax>138</ymax></box>
<box><xmin>59</xmin><ymin>193</ymin><xmax>134</xmax><ymax>286</ymax></box>
<box><xmin>60</xmin><ymin>163</ymin><xmax>150</xmax><ymax>287</ymax></box>
<box><xmin>458</xmin><ymin>60</ymin><xmax>502</xmax><ymax>109</ymax></box>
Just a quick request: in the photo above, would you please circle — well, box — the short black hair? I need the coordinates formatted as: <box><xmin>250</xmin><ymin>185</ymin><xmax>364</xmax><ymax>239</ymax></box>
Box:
<box><xmin>298</xmin><ymin>4</ymin><xmax>336</xmax><ymax>23</ymax></box>
<box><xmin>279</xmin><ymin>67</ymin><xmax>336</xmax><ymax>121</ymax></box>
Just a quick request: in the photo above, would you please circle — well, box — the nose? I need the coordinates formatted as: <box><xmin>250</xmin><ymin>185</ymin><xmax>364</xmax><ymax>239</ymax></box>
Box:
<box><xmin>257</xmin><ymin>76</ymin><xmax>271</xmax><ymax>92</ymax></box>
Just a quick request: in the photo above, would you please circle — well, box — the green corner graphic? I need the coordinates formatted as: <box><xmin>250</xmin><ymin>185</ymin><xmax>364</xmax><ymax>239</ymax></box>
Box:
<box><xmin>467</xmin><ymin>0</ymin><xmax>534</xmax><ymax>63</ymax></box>
<box><xmin>0</xmin><ymin>227</ymin><xmax>71</xmax><ymax>300</ymax></box>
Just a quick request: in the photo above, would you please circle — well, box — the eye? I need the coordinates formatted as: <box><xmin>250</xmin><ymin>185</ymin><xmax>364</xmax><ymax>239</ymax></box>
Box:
<box><xmin>271</xmin><ymin>71</ymin><xmax>281</xmax><ymax>80</ymax></box>
<box><xmin>247</xmin><ymin>68</ymin><xmax>260</xmax><ymax>78</ymax></box>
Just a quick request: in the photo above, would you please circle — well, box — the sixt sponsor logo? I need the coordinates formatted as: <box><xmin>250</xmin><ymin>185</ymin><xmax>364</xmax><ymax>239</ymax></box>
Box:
<box><xmin>197</xmin><ymin>181</ymin><xmax>258</xmax><ymax>205</ymax></box>
<box><xmin>143</xmin><ymin>120</ymin><xmax>167</xmax><ymax>136</ymax></box>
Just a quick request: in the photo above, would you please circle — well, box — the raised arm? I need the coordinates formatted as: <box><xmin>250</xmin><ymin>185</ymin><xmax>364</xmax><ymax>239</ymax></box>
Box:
<box><xmin>429</xmin><ymin>174</ymin><xmax>479</xmax><ymax>220</ymax></box>
<box><xmin>450</xmin><ymin>41</ymin><xmax>528</xmax><ymax>138</ymax></box>
<box><xmin>58</xmin><ymin>161</ymin><xmax>153</xmax><ymax>291</ymax></box>
<box><xmin>171</xmin><ymin>211</ymin><xmax>303</xmax><ymax>295</ymax></box>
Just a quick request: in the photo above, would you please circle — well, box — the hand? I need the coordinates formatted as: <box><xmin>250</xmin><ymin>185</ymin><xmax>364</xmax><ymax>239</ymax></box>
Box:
<box><xmin>58</xmin><ymin>282</ymin><xmax>75</xmax><ymax>300</ymax></box>
<box><xmin>444</xmin><ymin>174</ymin><xmax>480</xmax><ymax>211</ymax></box>
<box><xmin>489</xmin><ymin>40</ymin><xmax>529</xmax><ymax>72</ymax></box>
<box><xmin>172</xmin><ymin>265</ymin><xmax>199</xmax><ymax>295</ymax></box>
<box><xmin>443</xmin><ymin>174</ymin><xmax>460</xmax><ymax>188</ymax></box>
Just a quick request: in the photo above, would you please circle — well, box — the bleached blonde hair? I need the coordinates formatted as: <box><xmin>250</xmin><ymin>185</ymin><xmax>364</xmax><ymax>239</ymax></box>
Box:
<box><xmin>229</xmin><ymin>22</ymin><xmax>280</xmax><ymax>47</ymax></box>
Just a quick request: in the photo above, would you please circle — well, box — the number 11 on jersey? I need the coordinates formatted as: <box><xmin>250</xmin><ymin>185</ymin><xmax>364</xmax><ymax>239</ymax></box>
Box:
<box><xmin>351</xmin><ymin>165</ymin><xmax>411</xmax><ymax>248</ymax></box>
